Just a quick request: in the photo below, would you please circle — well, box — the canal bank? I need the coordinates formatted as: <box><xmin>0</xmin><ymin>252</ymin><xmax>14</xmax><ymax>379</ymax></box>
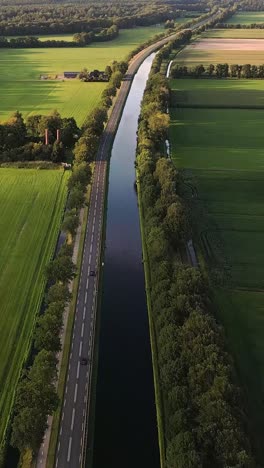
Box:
<box><xmin>92</xmin><ymin>54</ymin><xmax>160</xmax><ymax>468</ymax></box>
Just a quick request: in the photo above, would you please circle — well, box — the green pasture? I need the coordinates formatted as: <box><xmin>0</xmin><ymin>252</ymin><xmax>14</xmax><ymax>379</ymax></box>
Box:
<box><xmin>0</xmin><ymin>26</ymin><xmax>164</xmax><ymax>125</ymax></box>
<box><xmin>170</xmin><ymin>100</ymin><xmax>264</xmax><ymax>461</ymax></box>
<box><xmin>176</xmin><ymin>43</ymin><xmax>264</xmax><ymax>66</ymax></box>
<box><xmin>0</xmin><ymin>168</ymin><xmax>69</xmax><ymax>447</ymax></box>
<box><xmin>203</xmin><ymin>28</ymin><xmax>264</xmax><ymax>38</ymax></box>
<box><xmin>170</xmin><ymin>78</ymin><xmax>264</xmax><ymax>107</ymax></box>
<box><xmin>226</xmin><ymin>11</ymin><xmax>264</xmax><ymax>24</ymax></box>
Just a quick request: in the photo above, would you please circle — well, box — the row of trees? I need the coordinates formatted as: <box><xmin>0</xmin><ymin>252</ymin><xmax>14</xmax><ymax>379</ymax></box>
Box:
<box><xmin>217</xmin><ymin>22</ymin><xmax>264</xmax><ymax>29</ymax></box>
<box><xmin>171</xmin><ymin>62</ymin><xmax>264</xmax><ymax>78</ymax></box>
<box><xmin>136</xmin><ymin>32</ymin><xmax>255</xmax><ymax>467</ymax></box>
<box><xmin>10</xmin><ymin>114</ymin><xmax>94</xmax><ymax>458</ymax></box>
<box><xmin>0</xmin><ymin>25</ymin><xmax>119</xmax><ymax>48</ymax></box>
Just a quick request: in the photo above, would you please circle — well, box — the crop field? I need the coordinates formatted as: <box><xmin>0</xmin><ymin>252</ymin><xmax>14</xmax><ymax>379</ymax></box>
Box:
<box><xmin>203</xmin><ymin>28</ymin><xmax>264</xmax><ymax>39</ymax></box>
<box><xmin>0</xmin><ymin>26</ymin><xmax>165</xmax><ymax>125</ymax></box>
<box><xmin>176</xmin><ymin>38</ymin><xmax>264</xmax><ymax>65</ymax></box>
<box><xmin>169</xmin><ymin>82</ymin><xmax>264</xmax><ymax>460</ymax></box>
<box><xmin>226</xmin><ymin>11</ymin><xmax>264</xmax><ymax>24</ymax></box>
<box><xmin>170</xmin><ymin>78</ymin><xmax>264</xmax><ymax>107</ymax></box>
<box><xmin>0</xmin><ymin>168</ymin><xmax>69</xmax><ymax>447</ymax></box>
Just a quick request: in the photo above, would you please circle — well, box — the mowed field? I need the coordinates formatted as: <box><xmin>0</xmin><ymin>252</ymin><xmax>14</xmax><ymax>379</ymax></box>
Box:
<box><xmin>176</xmin><ymin>37</ymin><xmax>264</xmax><ymax>65</ymax></box>
<box><xmin>203</xmin><ymin>28</ymin><xmax>264</xmax><ymax>39</ymax></box>
<box><xmin>226</xmin><ymin>11</ymin><xmax>264</xmax><ymax>24</ymax></box>
<box><xmin>0</xmin><ymin>168</ymin><xmax>69</xmax><ymax>447</ymax></box>
<box><xmin>169</xmin><ymin>80</ymin><xmax>264</xmax><ymax>461</ymax></box>
<box><xmin>170</xmin><ymin>78</ymin><xmax>264</xmax><ymax>107</ymax></box>
<box><xmin>0</xmin><ymin>26</ymin><xmax>164</xmax><ymax>125</ymax></box>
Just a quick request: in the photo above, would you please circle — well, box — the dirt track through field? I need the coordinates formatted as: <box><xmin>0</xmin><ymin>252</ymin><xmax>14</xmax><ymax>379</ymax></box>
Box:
<box><xmin>189</xmin><ymin>38</ymin><xmax>264</xmax><ymax>51</ymax></box>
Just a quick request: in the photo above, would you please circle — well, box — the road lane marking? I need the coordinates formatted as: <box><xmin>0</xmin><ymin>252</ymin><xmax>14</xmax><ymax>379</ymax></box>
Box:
<box><xmin>71</xmin><ymin>408</ymin><xmax>75</xmax><ymax>431</ymax></box>
<box><xmin>90</xmin><ymin>244</ymin><xmax>93</xmax><ymax>253</ymax></box>
<box><xmin>58</xmin><ymin>442</ymin><xmax>60</xmax><ymax>452</ymax></box>
<box><xmin>86</xmin><ymin>277</ymin><xmax>89</xmax><ymax>288</ymax></box>
<box><xmin>67</xmin><ymin>437</ymin><xmax>72</xmax><ymax>462</ymax></box>
<box><xmin>85</xmin><ymin>292</ymin><xmax>87</xmax><ymax>304</ymax></box>
<box><xmin>77</xmin><ymin>362</ymin><xmax>80</xmax><ymax>379</ymax></box>
<box><xmin>79</xmin><ymin>341</ymin><xmax>83</xmax><ymax>357</ymax></box>
<box><xmin>83</xmin><ymin>306</ymin><xmax>86</xmax><ymax>320</ymax></box>
<box><xmin>89</xmin><ymin>254</ymin><xmax>91</xmax><ymax>263</ymax></box>
<box><xmin>81</xmin><ymin>322</ymin><xmax>84</xmax><ymax>338</ymax></box>
<box><xmin>74</xmin><ymin>383</ymin><xmax>78</xmax><ymax>403</ymax></box>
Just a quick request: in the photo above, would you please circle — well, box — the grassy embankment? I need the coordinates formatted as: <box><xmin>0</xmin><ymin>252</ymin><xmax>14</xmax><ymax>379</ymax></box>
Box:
<box><xmin>169</xmin><ymin>77</ymin><xmax>264</xmax><ymax>464</ymax></box>
<box><xmin>0</xmin><ymin>26</ymin><xmax>165</xmax><ymax>126</ymax></box>
<box><xmin>0</xmin><ymin>168</ymin><xmax>69</xmax><ymax>455</ymax></box>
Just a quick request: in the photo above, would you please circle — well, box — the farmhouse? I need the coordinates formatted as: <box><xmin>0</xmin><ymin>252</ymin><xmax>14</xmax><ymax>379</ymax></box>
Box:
<box><xmin>63</xmin><ymin>71</ymin><xmax>80</xmax><ymax>79</ymax></box>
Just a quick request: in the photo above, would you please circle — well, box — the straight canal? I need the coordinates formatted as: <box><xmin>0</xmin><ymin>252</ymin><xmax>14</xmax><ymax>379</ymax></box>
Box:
<box><xmin>92</xmin><ymin>53</ymin><xmax>160</xmax><ymax>468</ymax></box>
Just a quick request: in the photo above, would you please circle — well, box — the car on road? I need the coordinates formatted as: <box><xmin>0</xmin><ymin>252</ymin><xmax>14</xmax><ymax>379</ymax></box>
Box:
<box><xmin>80</xmin><ymin>357</ymin><xmax>88</xmax><ymax>365</ymax></box>
<box><xmin>90</xmin><ymin>270</ymin><xmax>96</xmax><ymax>277</ymax></box>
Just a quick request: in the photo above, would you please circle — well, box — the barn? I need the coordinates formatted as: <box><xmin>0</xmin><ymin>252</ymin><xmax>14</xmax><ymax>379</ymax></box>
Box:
<box><xmin>63</xmin><ymin>72</ymin><xmax>80</xmax><ymax>79</ymax></box>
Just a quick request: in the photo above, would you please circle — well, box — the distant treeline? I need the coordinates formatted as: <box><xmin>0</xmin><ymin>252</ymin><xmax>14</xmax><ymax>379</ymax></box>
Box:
<box><xmin>239</xmin><ymin>0</ymin><xmax>264</xmax><ymax>10</ymax></box>
<box><xmin>0</xmin><ymin>25</ymin><xmax>119</xmax><ymax>48</ymax></box>
<box><xmin>171</xmin><ymin>62</ymin><xmax>264</xmax><ymax>78</ymax></box>
<box><xmin>136</xmin><ymin>27</ymin><xmax>255</xmax><ymax>468</ymax></box>
<box><xmin>217</xmin><ymin>22</ymin><xmax>264</xmax><ymax>28</ymax></box>
<box><xmin>0</xmin><ymin>3</ymin><xmax>182</xmax><ymax>36</ymax></box>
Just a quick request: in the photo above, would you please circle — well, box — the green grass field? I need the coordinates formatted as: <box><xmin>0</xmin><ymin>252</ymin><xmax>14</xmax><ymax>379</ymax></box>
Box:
<box><xmin>170</xmin><ymin>78</ymin><xmax>264</xmax><ymax>107</ymax></box>
<box><xmin>0</xmin><ymin>26</ymin><xmax>164</xmax><ymax>125</ymax></box>
<box><xmin>169</xmin><ymin>83</ymin><xmax>264</xmax><ymax>461</ymax></box>
<box><xmin>0</xmin><ymin>168</ymin><xmax>69</xmax><ymax>449</ymax></box>
<box><xmin>203</xmin><ymin>28</ymin><xmax>264</xmax><ymax>38</ymax></box>
<box><xmin>226</xmin><ymin>11</ymin><xmax>264</xmax><ymax>24</ymax></box>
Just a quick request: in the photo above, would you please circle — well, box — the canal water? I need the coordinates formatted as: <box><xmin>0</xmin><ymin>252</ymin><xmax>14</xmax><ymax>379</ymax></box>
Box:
<box><xmin>92</xmin><ymin>54</ymin><xmax>160</xmax><ymax>468</ymax></box>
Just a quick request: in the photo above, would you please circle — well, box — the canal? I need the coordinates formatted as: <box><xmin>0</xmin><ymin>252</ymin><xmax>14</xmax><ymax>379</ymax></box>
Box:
<box><xmin>92</xmin><ymin>53</ymin><xmax>160</xmax><ymax>468</ymax></box>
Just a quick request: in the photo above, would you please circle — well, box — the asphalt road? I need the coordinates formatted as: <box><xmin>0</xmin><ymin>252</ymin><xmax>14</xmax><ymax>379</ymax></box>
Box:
<box><xmin>55</xmin><ymin>12</ymin><xmax>221</xmax><ymax>468</ymax></box>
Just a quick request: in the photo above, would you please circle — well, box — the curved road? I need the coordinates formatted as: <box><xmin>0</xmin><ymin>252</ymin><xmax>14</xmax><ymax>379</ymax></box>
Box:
<box><xmin>50</xmin><ymin>11</ymin><xmax>221</xmax><ymax>468</ymax></box>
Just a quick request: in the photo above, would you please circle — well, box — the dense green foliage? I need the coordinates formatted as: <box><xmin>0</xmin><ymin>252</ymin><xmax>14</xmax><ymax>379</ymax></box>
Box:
<box><xmin>0</xmin><ymin>169</ymin><xmax>69</xmax><ymax>459</ymax></box>
<box><xmin>137</xmin><ymin>31</ymin><xmax>255</xmax><ymax>467</ymax></box>
<box><xmin>0</xmin><ymin>3</ymin><xmax>182</xmax><ymax>36</ymax></box>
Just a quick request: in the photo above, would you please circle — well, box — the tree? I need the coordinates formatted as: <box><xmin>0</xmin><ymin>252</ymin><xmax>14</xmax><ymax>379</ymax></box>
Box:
<box><xmin>46</xmin><ymin>282</ymin><xmax>71</xmax><ymax>304</ymax></box>
<box><xmin>62</xmin><ymin>210</ymin><xmax>79</xmax><ymax>236</ymax></box>
<box><xmin>67</xmin><ymin>185</ymin><xmax>85</xmax><ymax>210</ymax></box>
<box><xmin>148</xmin><ymin>112</ymin><xmax>169</xmax><ymax>142</ymax></box>
<box><xmin>46</xmin><ymin>254</ymin><xmax>76</xmax><ymax>283</ymax></box>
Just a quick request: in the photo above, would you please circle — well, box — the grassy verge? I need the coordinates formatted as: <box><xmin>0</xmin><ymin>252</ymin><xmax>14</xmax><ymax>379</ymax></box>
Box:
<box><xmin>46</xmin><ymin>182</ymin><xmax>92</xmax><ymax>468</ymax></box>
<box><xmin>136</xmin><ymin>170</ymin><xmax>166</xmax><ymax>468</ymax></box>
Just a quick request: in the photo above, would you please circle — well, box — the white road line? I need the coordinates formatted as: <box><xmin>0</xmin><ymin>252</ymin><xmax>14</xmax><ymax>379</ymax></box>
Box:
<box><xmin>71</xmin><ymin>408</ymin><xmax>75</xmax><ymax>431</ymax></box>
<box><xmin>91</xmin><ymin>234</ymin><xmax>94</xmax><ymax>243</ymax></box>
<box><xmin>90</xmin><ymin>244</ymin><xmax>93</xmax><ymax>253</ymax></box>
<box><xmin>83</xmin><ymin>306</ymin><xmax>86</xmax><ymax>320</ymax></box>
<box><xmin>58</xmin><ymin>441</ymin><xmax>60</xmax><ymax>452</ymax></box>
<box><xmin>89</xmin><ymin>254</ymin><xmax>91</xmax><ymax>263</ymax></box>
<box><xmin>81</xmin><ymin>322</ymin><xmax>84</xmax><ymax>338</ymax></box>
<box><xmin>74</xmin><ymin>383</ymin><xmax>78</xmax><ymax>403</ymax></box>
<box><xmin>77</xmin><ymin>362</ymin><xmax>80</xmax><ymax>379</ymax></box>
<box><xmin>79</xmin><ymin>341</ymin><xmax>83</xmax><ymax>357</ymax></box>
<box><xmin>85</xmin><ymin>292</ymin><xmax>87</xmax><ymax>304</ymax></box>
<box><xmin>86</xmin><ymin>277</ymin><xmax>89</xmax><ymax>289</ymax></box>
<box><xmin>62</xmin><ymin>412</ymin><xmax>64</xmax><ymax>421</ymax></box>
<box><xmin>55</xmin><ymin>458</ymin><xmax>58</xmax><ymax>468</ymax></box>
<box><xmin>65</xmin><ymin>385</ymin><xmax>68</xmax><ymax>394</ymax></box>
<box><xmin>67</xmin><ymin>437</ymin><xmax>72</xmax><ymax>462</ymax></box>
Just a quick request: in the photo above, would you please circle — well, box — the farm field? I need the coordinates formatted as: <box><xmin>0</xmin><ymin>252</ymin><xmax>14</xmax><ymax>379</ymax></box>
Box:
<box><xmin>203</xmin><ymin>28</ymin><xmax>264</xmax><ymax>39</ymax></box>
<box><xmin>0</xmin><ymin>168</ymin><xmax>69</xmax><ymax>449</ymax></box>
<box><xmin>226</xmin><ymin>11</ymin><xmax>264</xmax><ymax>24</ymax></box>
<box><xmin>176</xmin><ymin>38</ymin><xmax>264</xmax><ymax>66</ymax></box>
<box><xmin>170</xmin><ymin>78</ymin><xmax>264</xmax><ymax>107</ymax></box>
<box><xmin>169</xmin><ymin>89</ymin><xmax>264</xmax><ymax>461</ymax></box>
<box><xmin>0</xmin><ymin>26</ymin><xmax>165</xmax><ymax>125</ymax></box>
